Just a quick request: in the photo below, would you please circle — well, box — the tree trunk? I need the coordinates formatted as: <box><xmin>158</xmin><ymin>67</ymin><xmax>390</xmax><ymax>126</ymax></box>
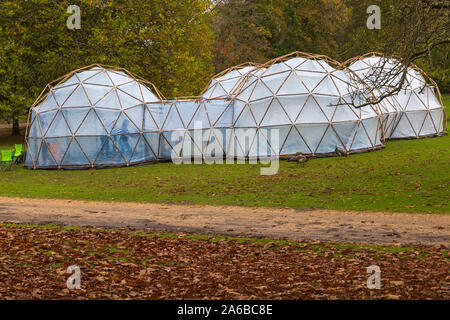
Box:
<box><xmin>12</xmin><ymin>118</ymin><xmax>20</xmax><ymax>135</ymax></box>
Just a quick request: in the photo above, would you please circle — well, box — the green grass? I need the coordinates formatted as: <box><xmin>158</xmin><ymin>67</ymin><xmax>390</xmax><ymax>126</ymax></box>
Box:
<box><xmin>0</xmin><ymin>96</ymin><xmax>448</xmax><ymax>214</ymax></box>
<box><xmin>0</xmin><ymin>135</ymin><xmax>448</xmax><ymax>213</ymax></box>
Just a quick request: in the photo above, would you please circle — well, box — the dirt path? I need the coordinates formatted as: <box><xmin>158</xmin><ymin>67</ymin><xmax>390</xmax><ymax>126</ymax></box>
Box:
<box><xmin>0</xmin><ymin>197</ymin><xmax>448</xmax><ymax>247</ymax></box>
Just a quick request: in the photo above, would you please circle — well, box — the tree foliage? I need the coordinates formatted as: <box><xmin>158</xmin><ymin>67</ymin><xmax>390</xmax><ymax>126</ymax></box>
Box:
<box><xmin>87</xmin><ymin>0</ymin><xmax>214</xmax><ymax>98</ymax></box>
<box><xmin>0</xmin><ymin>0</ymin><xmax>448</xmax><ymax>134</ymax></box>
<box><xmin>0</xmin><ymin>0</ymin><xmax>214</xmax><ymax>133</ymax></box>
<box><xmin>212</xmin><ymin>0</ymin><xmax>449</xmax><ymax>93</ymax></box>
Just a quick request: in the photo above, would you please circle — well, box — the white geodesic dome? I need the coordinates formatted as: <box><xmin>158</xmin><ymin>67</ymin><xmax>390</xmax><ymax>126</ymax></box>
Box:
<box><xmin>201</xmin><ymin>63</ymin><xmax>260</xmax><ymax>99</ymax></box>
<box><xmin>230</xmin><ymin>53</ymin><xmax>383</xmax><ymax>158</ymax></box>
<box><xmin>25</xmin><ymin>65</ymin><xmax>163</xmax><ymax>169</ymax></box>
<box><xmin>348</xmin><ymin>54</ymin><xmax>446</xmax><ymax>139</ymax></box>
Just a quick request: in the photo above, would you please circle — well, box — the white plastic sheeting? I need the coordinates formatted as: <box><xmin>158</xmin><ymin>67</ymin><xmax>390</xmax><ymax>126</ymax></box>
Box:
<box><xmin>348</xmin><ymin>56</ymin><xmax>445</xmax><ymax>139</ymax></box>
<box><xmin>25</xmin><ymin>65</ymin><xmax>235</xmax><ymax>168</ymax></box>
<box><xmin>231</xmin><ymin>57</ymin><xmax>383</xmax><ymax>157</ymax></box>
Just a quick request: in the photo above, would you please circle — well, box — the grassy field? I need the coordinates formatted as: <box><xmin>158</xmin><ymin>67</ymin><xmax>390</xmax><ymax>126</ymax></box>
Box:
<box><xmin>0</xmin><ymin>96</ymin><xmax>448</xmax><ymax>214</ymax></box>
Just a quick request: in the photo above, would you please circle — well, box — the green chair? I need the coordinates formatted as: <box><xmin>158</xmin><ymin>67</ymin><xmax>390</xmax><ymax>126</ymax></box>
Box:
<box><xmin>14</xmin><ymin>144</ymin><xmax>23</xmax><ymax>157</ymax></box>
<box><xmin>1</xmin><ymin>150</ymin><xmax>15</xmax><ymax>171</ymax></box>
<box><xmin>13</xmin><ymin>144</ymin><xmax>24</xmax><ymax>164</ymax></box>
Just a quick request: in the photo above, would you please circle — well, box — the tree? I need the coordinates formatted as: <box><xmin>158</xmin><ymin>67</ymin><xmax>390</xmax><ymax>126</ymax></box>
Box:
<box><xmin>258</xmin><ymin>0</ymin><xmax>350</xmax><ymax>59</ymax></box>
<box><xmin>212</xmin><ymin>0</ymin><xmax>270</xmax><ymax>72</ymax></box>
<box><xmin>0</xmin><ymin>1</ymin><xmax>74</xmax><ymax>135</ymax></box>
<box><xmin>211</xmin><ymin>0</ymin><xmax>351</xmax><ymax>72</ymax></box>
<box><xmin>0</xmin><ymin>0</ymin><xmax>214</xmax><ymax>134</ymax></box>
<box><xmin>212</xmin><ymin>0</ymin><xmax>449</xmax><ymax>107</ymax></box>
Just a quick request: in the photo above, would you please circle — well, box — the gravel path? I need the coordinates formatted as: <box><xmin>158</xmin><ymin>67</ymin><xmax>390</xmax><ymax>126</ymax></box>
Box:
<box><xmin>0</xmin><ymin>197</ymin><xmax>448</xmax><ymax>247</ymax></box>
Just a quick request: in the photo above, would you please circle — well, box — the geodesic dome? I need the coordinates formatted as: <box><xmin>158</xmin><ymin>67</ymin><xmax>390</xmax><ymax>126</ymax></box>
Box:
<box><xmin>347</xmin><ymin>54</ymin><xmax>446</xmax><ymax>139</ymax></box>
<box><xmin>201</xmin><ymin>63</ymin><xmax>260</xmax><ymax>99</ymax></box>
<box><xmin>25</xmin><ymin>65</ymin><xmax>164</xmax><ymax>169</ymax></box>
<box><xmin>229</xmin><ymin>52</ymin><xmax>383</xmax><ymax>158</ymax></box>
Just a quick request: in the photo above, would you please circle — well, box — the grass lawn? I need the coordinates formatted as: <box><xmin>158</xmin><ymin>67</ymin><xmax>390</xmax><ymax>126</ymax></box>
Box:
<box><xmin>0</xmin><ymin>96</ymin><xmax>448</xmax><ymax>214</ymax></box>
<box><xmin>0</xmin><ymin>223</ymin><xmax>447</xmax><ymax>299</ymax></box>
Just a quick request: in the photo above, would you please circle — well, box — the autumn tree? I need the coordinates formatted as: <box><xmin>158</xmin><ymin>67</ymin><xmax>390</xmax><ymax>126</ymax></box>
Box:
<box><xmin>212</xmin><ymin>0</ymin><xmax>350</xmax><ymax>72</ymax></box>
<box><xmin>212</xmin><ymin>0</ymin><xmax>270</xmax><ymax>72</ymax></box>
<box><xmin>212</xmin><ymin>0</ymin><xmax>448</xmax><ymax>105</ymax></box>
<box><xmin>87</xmin><ymin>0</ymin><xmax>214</xmax><ymax>97</ymax></box>
<box><xmin>0</xmin><ymin>1</ymin><xmax>76</xmax><ymax>135</ymax></box>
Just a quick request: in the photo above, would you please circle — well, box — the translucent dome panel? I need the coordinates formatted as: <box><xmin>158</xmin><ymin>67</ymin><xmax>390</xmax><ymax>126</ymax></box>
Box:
<box><xmin>202</xmin><ymin>65</ymin><xmax>258</xmax><ymax>99</ymax></box>
<box><xmin>232</xmin><ymin>56</ymin><xmax>383</xmax><ymax>157</ymax></box>
<box><xmin>26</xmin><ymin>66</ymin><xmax>162</xmax><ymax>169</ymax></box>
<box><xmin>348</xmin><ymin>56</ymin><xmax>445</xmax><ymax>139</ymax></box>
